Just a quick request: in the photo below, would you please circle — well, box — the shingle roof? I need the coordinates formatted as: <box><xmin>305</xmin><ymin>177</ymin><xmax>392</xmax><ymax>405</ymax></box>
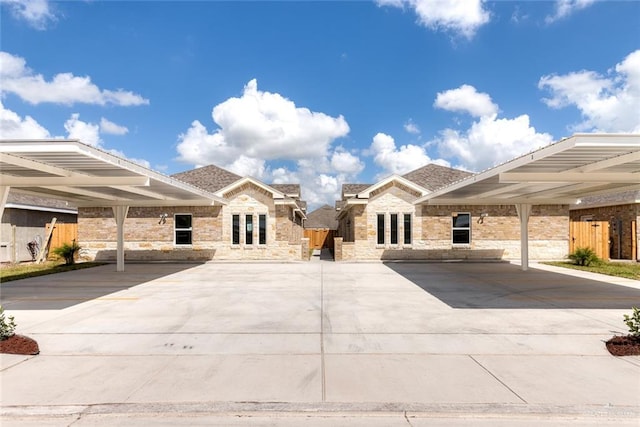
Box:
<box><xmin>402</xmin><ymin>163</ymin><xmax>473</xmax><ymax>191</ymax></box>
<box><xmin>171</xmin><ymin>165</ymin><xmax>242</xmax><ymax>193</ymax></box>
<box><xmin>573</xmin><ymin>190</ymin><xmax>640</xmax><ymax>209</ymax></box>
<box><xmin>342</xmin><ymin>184</ymin><xmax>371</xmax><ymax>198</ymax></box>
<box><xmin>271</xmin><ymin>184</ymin><xmax>300</xmax><ymax>198</ymax></box>
<box><xmin>6</xmin><ymin>192</ymin><xmax>76</xmax><ymax>210</ymax></box>
<box><xmin>304</xmin><ymin>204</ymin><xmax>338</xmax><ymax>230</ymax></box>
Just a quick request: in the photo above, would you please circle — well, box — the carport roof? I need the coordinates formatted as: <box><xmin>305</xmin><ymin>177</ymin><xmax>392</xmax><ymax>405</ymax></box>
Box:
<box><xmin>0</xmin><ymin>139</ymin><xmax>227</xmax><ymax>207</ymax></box>
<box><xmin>416</xmin><ymin>134</ymin><xmax>640</xmax><ymax>205</ymax></box>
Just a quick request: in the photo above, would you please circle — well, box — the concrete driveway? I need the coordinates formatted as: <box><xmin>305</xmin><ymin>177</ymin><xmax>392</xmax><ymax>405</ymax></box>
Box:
<box><xmin>1</xmin><ymin>259</ymin><xmax>640</xmax><ymax>425</ymax></box>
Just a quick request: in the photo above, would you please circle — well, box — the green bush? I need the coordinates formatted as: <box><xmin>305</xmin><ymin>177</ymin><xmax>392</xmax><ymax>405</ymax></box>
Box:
<box><xmin>0</xmin><ymin>305</ymin><xmax>16</xmax><ymax>340</ymax></box>
<box><xmin>624</xmin><ymin>307</ymin><xmax>640</xmax><ymax>337</ymax></box>
<box><xmin>568</xmin><ymin>247</ymin><xmax>600</xmax><ymax>266</ymax></box>
<box><xmin>52</xmin><ymin>240</ymin><xmax>81</xmax><ymax>265</ymax></box>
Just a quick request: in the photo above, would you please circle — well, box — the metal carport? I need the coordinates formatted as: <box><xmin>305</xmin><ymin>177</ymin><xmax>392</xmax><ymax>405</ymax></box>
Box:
<box><xmin>0</xmin><ymin>139</ymin><xmax>226</xmax><ymax>271</ymax></box>
<box><xmin>415</xmin><ymin>133</ymin><xmax>640</xmax><ymax>270</ymax></box>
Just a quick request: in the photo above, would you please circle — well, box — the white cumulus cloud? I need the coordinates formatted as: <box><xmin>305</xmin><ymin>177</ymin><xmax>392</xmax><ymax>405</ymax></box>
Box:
<box><xmin>545</xmin><ymin>0</ymin><xmax>596</xmax><ymax>24</ymax></box>
<box><xmin>377</xmin><ymin>0</ymin><xmax>490</xmax><ymax>38</ymax></box>
<box><xmin>100</xmin><ymin>118</ymin><xmax>129</xmax><ymax>135</ymax></box>
<box><xmin>404</xmin><ymin>119</ymin><xmax>420</xmax><ymax>134</ymax></box>
<box><xmin>435</xmin><ymin>115</ymin><xmax>553</xmax><ymax>172</ymax></box>
<box><xmin>0</xmin><ymin>51</ymin><xmax>149</xmax><ymax>106</ymax></box>
<box><xmin>433</xmin><ymin>85</ymin><xmax>553</xmax><ymax>171</ymax></box>
<box><xmin>64</xmin><ymin>113</ymin><xmax>102</xmax><ymax>147</ymax></box>
<box><xmin>176</xmin><ymin>79</ymin><xmax>358</xmax><ymax>208</ymax></box>
<box><xmin>331</xmin><ymin>149</ymin><xmax>365</xmax><ymax>175</ymax></box>
<box><xmin>0</xmin><ymin>100</ymin><xmax>51</xmax><ymax>139</ymax></box>
<box><xmin>369</xmin><ymin>132</ymin><xmax>448</xmax><ymax>179</ymax></box>
<box><xmin>1</xmin><ymin>0</ymin><xmax>57</xmax><ymax>30</ymax></box>
<box><xmin>434</xmin><ymin>84</ymin><xmax>498</xmax><ymax>117</ymax></box>
<box><xmin>538</xmin><ymin>49</ymin><xmax>640</xmax><ymax>133</ymax></box>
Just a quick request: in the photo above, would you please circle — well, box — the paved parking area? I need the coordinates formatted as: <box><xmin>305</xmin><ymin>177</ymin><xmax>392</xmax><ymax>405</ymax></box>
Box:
<box><xmin>1</xmin><ymin>260</ymin><xmax>639</xmax><ymax>425</ymax></box>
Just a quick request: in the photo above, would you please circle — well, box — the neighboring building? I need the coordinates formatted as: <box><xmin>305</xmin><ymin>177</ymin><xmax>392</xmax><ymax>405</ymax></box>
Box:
<box><xmin>1</xmin><ymin>192</ymin><xmax>77</xmax><ymax>263</ymax></box>
<box><xmin>79</xmin><ymin>165</ymin><xmax>307</xmax><ymax>262</ymax></box>
<box><xmin>335</xmin><ymin>163</ymin><xmax>570</xmax><ymax>261</ymax></box>
<box><xmin>570</xmin><ymin>190</ymin><xmax>639</xmax><ymax>261</ymax></box>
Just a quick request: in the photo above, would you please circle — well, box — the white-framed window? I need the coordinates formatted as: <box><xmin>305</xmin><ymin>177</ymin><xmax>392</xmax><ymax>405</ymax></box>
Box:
<box><xmin>452</xmin><ymin>212</ymin><xmax>471</xmax><ymax>245</ymax></box>
<box><xmin>259</xmin><ymin>214</ymin><xmax>267</xmax><ymax>245</ymax></box>
<box><xmin>376</xmin><ymin>213</ymin><xmax>385</xmax><ymax>245</ymax></box>
<box><xmin>377</xmin><ymin>212</ymin><xmax>412</xmax><ymax>247</ymax></box>
<box><xmin>232</xmin><ymin>213</ymin><xmax>267</xmax><ymax>245</ymax></box>
<box><xmin>174</xmin><ymin>213</ymin><xmax>192</xmax><ymax>245</ymax></box>
<box><xmin>390</xmin><ymin>213</ymin><xmax>398</xmax><ymax>245</ymax></box>
<box><xmin>403</xmin><ymin>213</ymin><xmax>412</xmax><ymax>245</ymax></box>
<box><xmin>232</xmin><ymin>214</ymin><xmax>240</xmax><ymax>245</ymax></box>
<box><xmin>245</xmin><ymin>214</ymin><xmax>254</xmax><ymax>245</ymax></box>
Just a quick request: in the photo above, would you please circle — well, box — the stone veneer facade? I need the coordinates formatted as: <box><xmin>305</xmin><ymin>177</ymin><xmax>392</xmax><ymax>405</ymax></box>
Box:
<box><xmin>79</xmin><ymin>183</ymin><xmax>304</xmax><ymax>261</ymax></box>
<box><xmin>335</xmin><ymin>183</ymin><xmax>570</xmax><ymax>261</ymax></box>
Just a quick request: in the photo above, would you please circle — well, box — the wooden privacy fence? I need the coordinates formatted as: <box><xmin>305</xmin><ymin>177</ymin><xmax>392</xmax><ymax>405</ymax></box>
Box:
<box><xmin>45</xmin><ymin>222</ymin><xmax>78</xmax><ymax>260</ymax></box>
<box><xmin>569</xmin><ymin>221</ymin><xmax>609</xmax><ymax>260</ymax></box>
<box><xmin>304</xmin><ymin>229</ymin><xmax>335</xmax><ymax>250</ymax></box>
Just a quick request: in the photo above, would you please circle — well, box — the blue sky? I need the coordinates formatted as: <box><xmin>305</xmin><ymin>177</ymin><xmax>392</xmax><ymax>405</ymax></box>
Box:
<box><xmin>1</xmin><ymin>0</ymin><xmax>639</xmax><ymax>208</ymax></box>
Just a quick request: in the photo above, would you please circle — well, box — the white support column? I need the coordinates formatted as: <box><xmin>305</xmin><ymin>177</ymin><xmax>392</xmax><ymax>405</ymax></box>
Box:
<box><xmin>0</xmin><ymin>186</ymin><xmax>9</xmax><ymax>220</ymax></box>
<box><xmin>516</xmin><ymin>203</ymin><xmax>532</xmax><ymax>271</ymax></box>
<box><xmin>112</xmin><ymin>205</ymin><xmax>129</xmax><ymax>272</ymax></box>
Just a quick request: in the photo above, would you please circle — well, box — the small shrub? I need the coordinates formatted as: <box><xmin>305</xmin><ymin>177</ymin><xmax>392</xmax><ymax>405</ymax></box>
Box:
<box><xmin>568</xmin><ymin>247</ymin><xmax>600</xmax><ymax>266</ymax></box>
<box><xmin>52</xmin><ymin>240</ymin><xmax>81</xmax><ymax>265</ymax></box>
<box><xmin>624</xmin><ymin>307</ymin><xmax>640</xmax><ymax>337</ymax></box>
<box><xmin>0</xmin><ymin>305</ymin><xmax>16</xmax><ymax>340</ymax></box>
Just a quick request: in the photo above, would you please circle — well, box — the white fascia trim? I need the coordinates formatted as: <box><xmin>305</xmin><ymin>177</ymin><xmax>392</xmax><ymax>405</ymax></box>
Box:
<box><xmin>4</xmin><ymin>203</ymin><xmax>77</xmax><ymax>214</ymax></box>
<box><xmin>294</xmin><ymin>208</ymin><xmax>307</xmax><ymax>220</ymax></box>
<box><xmin>422</xmin><ymin>198</ymin><xmax>579</xmax><ymax>206</ymax></box>
<box><xmin>357</xmin><ymin>175</ymin><xmax>429</xmax><ymax>199</ymax></box>
<box><xmin>74</xmin><ymin>199</ymin><xmax>220</xmax><ymax>207</ymax></box>
<box><xmin>214</xmin><ymin>176</ymin><xmax>285</xmax><ymax>199</ymax></box>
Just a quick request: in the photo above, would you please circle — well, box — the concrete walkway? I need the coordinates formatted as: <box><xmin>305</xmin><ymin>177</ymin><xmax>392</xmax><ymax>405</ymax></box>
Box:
<box><xmin>1</xmin><ymin>261</ymin><xmax>639</xmax><ymax>425</ymax></box>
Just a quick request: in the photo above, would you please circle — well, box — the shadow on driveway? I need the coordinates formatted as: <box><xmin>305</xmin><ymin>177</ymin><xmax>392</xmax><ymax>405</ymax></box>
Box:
<box><xmin>383</xmin><ymin>261</ymin><xmax>640</xmax><ymax>309</ymax></box>
<box><xmin>0</xmin><ymin>262</ymin><xmax>204</xmax><ymax>310</ymax></box>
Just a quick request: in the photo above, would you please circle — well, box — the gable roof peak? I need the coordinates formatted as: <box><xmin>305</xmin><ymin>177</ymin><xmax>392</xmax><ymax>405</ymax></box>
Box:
<box><xmin>402</xmin><ymin>163</ymin><xmax>474</xmax><ymax>191</ymax></box>
<box><xmin>171</xmin><ymin>164</ymin><xmax>242</xmax><ymax>193</ymax></box>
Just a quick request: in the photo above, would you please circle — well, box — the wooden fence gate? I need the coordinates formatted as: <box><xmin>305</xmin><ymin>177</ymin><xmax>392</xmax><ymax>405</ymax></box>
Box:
<box><xmin>45</xmin><ymin>222</ymin><xmax>78</xmax><ymax>260</ymax></box>
<box><xmin>304</xmin><ymin>229</ymin><xmax>335</xmax><ymax>250</ymax></box>
<box><xmin>569</xmin><ymin>221</ymin><xmax>609</xmax><ymax>260</ymax></box>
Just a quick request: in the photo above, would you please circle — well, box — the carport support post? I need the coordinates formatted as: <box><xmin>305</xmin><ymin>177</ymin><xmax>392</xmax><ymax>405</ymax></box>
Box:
<box><xmin>113</xmin><ymin>205</ymin><xmax>129</xmax><ymax>272</ymax></box>
<box><xmin>516</xmin><ymin>203</ymin><xmax>532</xmax><ymax>271</ymax></box>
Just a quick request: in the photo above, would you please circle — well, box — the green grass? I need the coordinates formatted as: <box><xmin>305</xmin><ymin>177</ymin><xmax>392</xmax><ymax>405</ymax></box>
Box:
<box><xmin>0</xmin><ymin>261</ymin><xmax>107</xmax><ymax>283</ymax></box>
<box><xmin>544</xmin><ymin>260</ymin><xmax>640</xmax><ymax>280</ymax></box>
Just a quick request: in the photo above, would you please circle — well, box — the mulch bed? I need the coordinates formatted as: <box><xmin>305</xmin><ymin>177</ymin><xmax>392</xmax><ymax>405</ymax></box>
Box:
<box><xmin>606</xmin><ymin>335</ymin><xmax>640</xmax><ymax>356</ymax></box>
<box><xmin>0</xmin><ymin>334</ymin><xmax>40</xmax><ymax>355</ymax></box>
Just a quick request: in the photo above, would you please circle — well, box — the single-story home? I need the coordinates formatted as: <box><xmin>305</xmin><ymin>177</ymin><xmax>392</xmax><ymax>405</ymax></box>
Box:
<box><xmin>336</xmin><ymin>163</ymin><xmax>479</xmax><ymax>260</ymax></box>
<box><xmin>335</xmin><ymin>134</ymin><xmax>640</xmax><ymax>266</ymax></box>
<box><xmin>79</xmin><ymin>164</ymin><xmax>308</xmax><ymax>262</ymax></box>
